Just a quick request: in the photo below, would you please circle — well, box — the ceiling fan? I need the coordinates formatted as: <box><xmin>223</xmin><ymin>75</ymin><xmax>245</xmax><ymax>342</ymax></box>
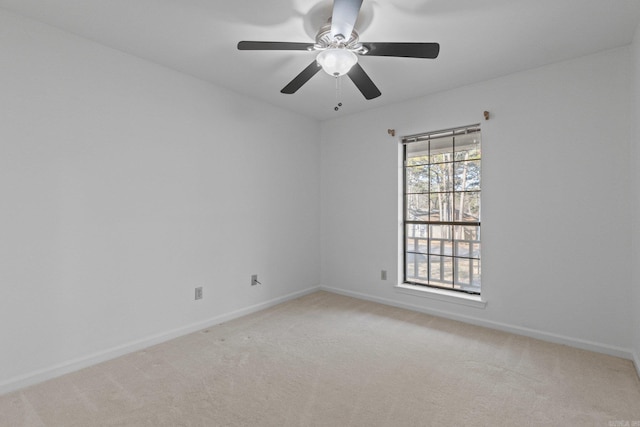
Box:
<box><xmin>237</xmin><ymin>0</ymin><xmax>440</xmax><ymax>102</ymax></box>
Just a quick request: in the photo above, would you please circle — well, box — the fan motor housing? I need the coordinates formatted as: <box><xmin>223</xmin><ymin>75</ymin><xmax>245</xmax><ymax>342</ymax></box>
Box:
<box><xmin>313</xmin><ymin>21</ymin><xmax>366</xmax><ymax>53</ymax></box>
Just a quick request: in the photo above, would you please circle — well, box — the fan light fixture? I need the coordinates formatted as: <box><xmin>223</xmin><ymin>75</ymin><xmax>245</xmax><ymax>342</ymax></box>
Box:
<box><xmin>237</xmin><ymin>0</ymin><xmax>440</xmax><ymax>101</ymax></box>
<box><xmin>317</xmin><ymin>48</ymin><xmax>358</xmax><ymax>76</ymax></box>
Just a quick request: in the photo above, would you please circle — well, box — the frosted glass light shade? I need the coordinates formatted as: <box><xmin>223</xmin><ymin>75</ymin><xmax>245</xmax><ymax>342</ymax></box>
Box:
<box><xmin>317</xmin><ymin>48</ymin><xmax>358</xmax><ymax>76</ymax></box>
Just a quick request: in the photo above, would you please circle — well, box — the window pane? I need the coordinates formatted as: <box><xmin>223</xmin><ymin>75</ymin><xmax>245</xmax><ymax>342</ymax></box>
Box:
<box><xmin>406</xmin><ymin>252</ymin><xmax>415</xmax><ymax>279</ymax></box>
<box><xmin>406</xmin><ymin>224</ymin><xmax>428</xmax><ymax>254</ymax></box>
<box><xmin>406</xmin><ymin>253</ymin><xmax>429</xmax><ymax>283</ymax></box>
<box><xmin>430</xmin><ymin>162</ymin><xmax>454</xmax><ymax>192</ymax></box>
<box><xmin>454</xmin><ymin>160</ymin><xmax>481</xmax><ymax>191</ymax></box>
<box><xmin>406</xmin><ymin>140</ymin><xmax>430</xmax><ymax>165</ymax></box>
<box><xmin>454</xmin><ymin>226</ymin><xmax>481</xmax><ymax>258</ymax></box>
<box><xmin>407</xmin><ymin>223</ymin><xmax>428</xmax><ymax>238</ymax></box>
<box><xmin>429</xmin><ymin>193</ymin><xmax>453</xmax><ymax>222</ymax></box>
<box><xmin>406</xmin><ymin>194</ymin><xmax>429</xmax><ymax>221</ymax></box>
<box><xmin>454</xmin><ymin>133</ymin><xmax>481</xmax><ymax>160</ymax></box>
<box><xmin>429</xmin><ymin>255</ymin><xmax>453</xmax><ymax>287</ymax></box>
<box><xmin>406</xmin><ymin>165</ymin><xmax>430</xmax><ymax>194</ymax></box>
<box><xmin>405</xmin><ymin>194</ymin><xmax>430</xmax><ymax>220</ymax></box>
<box><xmin>454</xmin><ymin>191</ymin><xmax>480</xmax><ymax>222</ymax></box>
<box><xmin>454</xmin><ymin>257</ymin><xmax>471</xmax><ymax>285</ymax></box>
<box><xmin>455</xmin><ymin>258</ymin><xmax>481</xmax><ymax>290</ymax></box>
<box><xmin>471</xmin><ymin>259</ymin><xmax>481</xmax><ymax>288</ymax></box>
<box><xmin>429</xmin><ymin>223</ymin><xmax>452</xmax><ymax>239</ymax></box>
<box><xmin>429</xmin><ymin>224</ymin><xmax>452</xmax><ymax>255</ymax></box>
<box><xmin>430</xmin><ymin>136</ymin><xmax>454</xmax><ymax>163</ymax></box>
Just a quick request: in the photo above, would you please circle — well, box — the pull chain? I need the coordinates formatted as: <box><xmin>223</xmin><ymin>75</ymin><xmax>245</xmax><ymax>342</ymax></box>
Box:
<box><xmin>334</xmin><ymin>76</ymin><xmax>343</xmax><ymax>112</ymax></box>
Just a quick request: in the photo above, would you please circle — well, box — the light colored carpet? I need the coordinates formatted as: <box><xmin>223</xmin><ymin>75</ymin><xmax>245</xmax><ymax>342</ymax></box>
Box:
<box><xmin>1</xmin><ymin>291</ymin><xmax>639</xmax><ymax>426</ymax></box>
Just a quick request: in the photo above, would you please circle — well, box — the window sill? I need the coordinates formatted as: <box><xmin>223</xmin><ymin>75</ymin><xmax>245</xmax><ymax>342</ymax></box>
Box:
<box><xmin>394</xmin><ymin>283</ymin><xmax>487</xmax><ymax>309</ymax></box>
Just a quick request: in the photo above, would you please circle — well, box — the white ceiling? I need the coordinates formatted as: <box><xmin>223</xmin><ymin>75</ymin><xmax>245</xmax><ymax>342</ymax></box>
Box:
<box><xmin>1</xmin><ymin>0</ymin><xmax>640</xmax><ymax>120</ymax></box>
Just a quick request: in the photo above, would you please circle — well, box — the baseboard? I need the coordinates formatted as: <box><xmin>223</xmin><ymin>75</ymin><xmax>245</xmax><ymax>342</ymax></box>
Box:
<box><xmin>319</xmin><ymin>286</ymin><xmax>634</xmax><ymax>360</ymax></box>
<box><xmin>634</xmin><ymin>350</ymin><xmax>640</xmax><ymax>380</ymax></box>
<box><xmin>0</xmin><ymin>285</ymin><xmax>320</xmax><ymax>396</ymax></box>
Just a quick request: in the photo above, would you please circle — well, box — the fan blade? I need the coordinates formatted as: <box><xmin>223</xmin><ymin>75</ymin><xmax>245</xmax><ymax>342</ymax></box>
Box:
<box><xmin>281</xmin><ymin>61</ymin><xmax>322</xmax><ymax>94</ymax></box>
<box><xmin>331</xmin><ymin>0</ymin><xmax>363</xmax><ymax>40</ymax></box>
<box><xmin>363</xmin><ymin>42</ymin><xmax>440</xmax><ymax>58</ymax></box>
<box><xmin>238</xmin><ymin>41</ymin><xmax>313</xmax><ymax>51</ymax></box>
<box><xmin>347</xmin><ymin>63</ymin><xmax>381</xmax><ymax>100</ymax></box>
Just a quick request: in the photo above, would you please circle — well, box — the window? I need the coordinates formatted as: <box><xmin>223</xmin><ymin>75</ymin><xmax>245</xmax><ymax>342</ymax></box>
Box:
<box><xmin>403</xmin><ymin>124</ymin><xmax>481</xmax><ymax>295</ymax></box>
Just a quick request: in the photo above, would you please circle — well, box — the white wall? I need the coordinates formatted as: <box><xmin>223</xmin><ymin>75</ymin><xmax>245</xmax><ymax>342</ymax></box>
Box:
<box><xmin>321</xmin><ymin>47</ymin><xmax>633</xmax><ymax>356</ymax></box>
<box><xmin>0</xmin><ymin>9</ymin><xmax>320</xmax><ymax>392</ymax></box>
<box><xmin>632</xmin><ymin>22</ymin><xmax>640</xmax><ymax>372</ymax></box>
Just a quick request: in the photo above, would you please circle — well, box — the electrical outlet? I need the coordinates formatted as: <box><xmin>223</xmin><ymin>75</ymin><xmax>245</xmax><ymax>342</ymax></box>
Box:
<box><xmin>251</xmin><ymin>274</ymin><xmax>260</xmax><ymax>286</ymax></box>
<box><xmin>195</xmin><ymin>287</ymin><xmax>203</xmax><ymax>300</ymax></box>
<box><xmin>381</xmin><ymin>270</ymin><xmax>387</xmax><ymax>280</ymax></box>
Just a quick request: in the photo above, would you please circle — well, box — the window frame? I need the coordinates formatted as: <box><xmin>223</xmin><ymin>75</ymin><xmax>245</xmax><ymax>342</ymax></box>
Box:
<box><xmin>402</xmin><ymin>124</ymin><xmax>482</xmax><ymax>295</ymax></box>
